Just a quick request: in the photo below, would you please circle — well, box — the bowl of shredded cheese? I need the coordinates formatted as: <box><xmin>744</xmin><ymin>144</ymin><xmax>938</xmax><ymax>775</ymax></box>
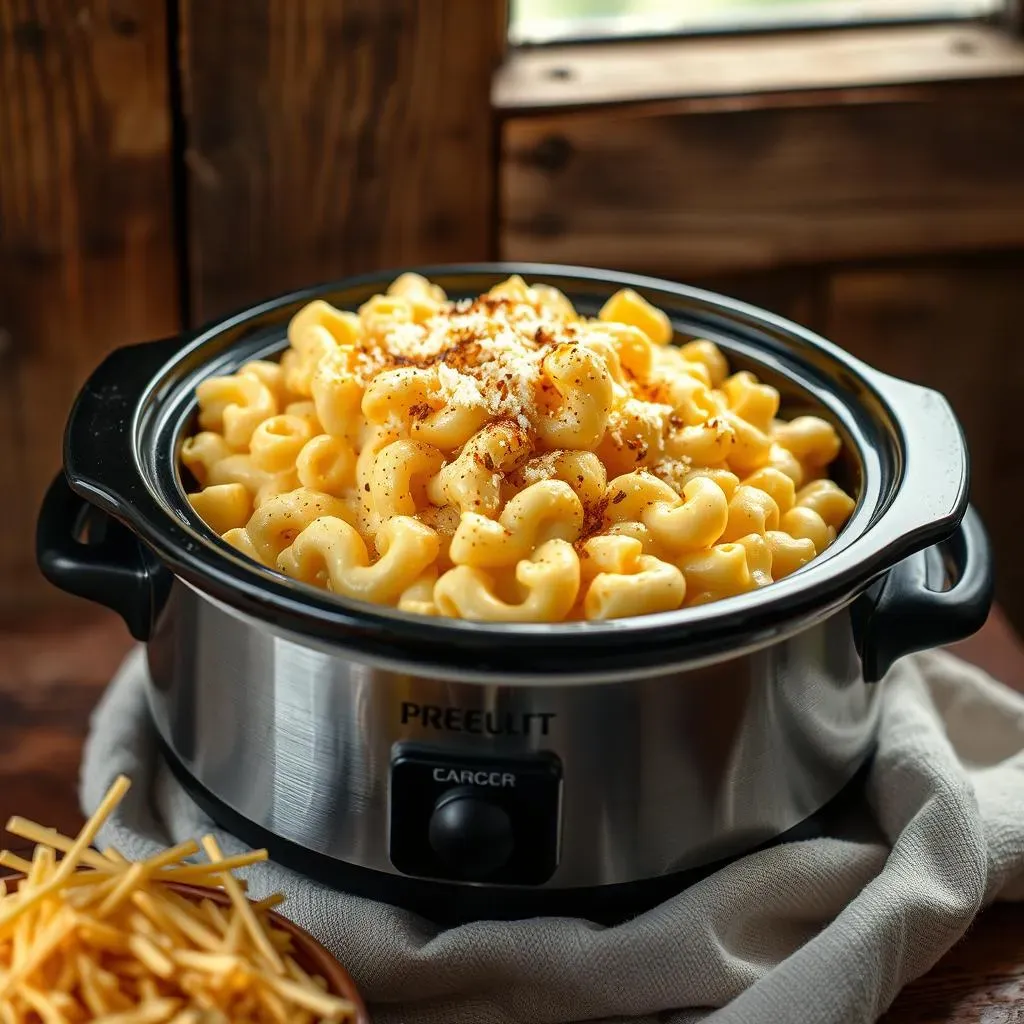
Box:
<box><xmin>0</xmin><ymin>776</ymin><xmax>368</xmax><ymax>1023</ymax></box>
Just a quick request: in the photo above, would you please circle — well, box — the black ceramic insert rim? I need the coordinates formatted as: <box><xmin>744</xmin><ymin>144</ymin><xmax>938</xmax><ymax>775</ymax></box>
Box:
<box><xmin>62</xmin><ymin>263</ymin><xmax>970</xmax><ymax>677</ymax></box>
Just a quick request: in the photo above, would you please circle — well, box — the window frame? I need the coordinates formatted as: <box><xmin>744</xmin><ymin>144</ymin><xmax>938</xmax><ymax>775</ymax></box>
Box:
<box><xmin>495</xmin><ymin>18</ymin><xmax>1024</xmax><ymax>112</ymax></box>
<box><xmin>509</xmin><ymin>0</ymin><xmax>1012</xmax><ymax>48</ymax></box>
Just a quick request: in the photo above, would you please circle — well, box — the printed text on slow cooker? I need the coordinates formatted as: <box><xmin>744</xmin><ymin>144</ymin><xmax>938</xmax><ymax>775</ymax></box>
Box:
<box><xmin>432</xmin><ymin>768</ymin><xmax>516</xmax><ymax>787</ymax></box>
<box><xmin>400</xmin><ymin>702</ymin><xmax>556</xmax><ymax>737</ymax></box>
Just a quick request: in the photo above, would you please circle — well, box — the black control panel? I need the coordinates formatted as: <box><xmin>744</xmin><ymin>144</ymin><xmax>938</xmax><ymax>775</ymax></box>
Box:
<box><xmin>389</xmin><ymin>745</ymin><xmax>562</xmax><ymax>885</ymax></box>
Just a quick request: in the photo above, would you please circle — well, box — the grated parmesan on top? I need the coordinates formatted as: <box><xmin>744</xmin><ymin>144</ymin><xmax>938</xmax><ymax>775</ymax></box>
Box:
<box><xmin>615</xmin><ymin>397</ymin><xmax>675</xmax><ymax>436</ymax></box>
<box><xmin>339</xmin><ymin>295</ymin><xmax>571</xmax><ymax>431</ymax></box>
<box><xmin>320</xmin><ymin>293</ymin><xmax>672</xmax><ymax>444</ymax></box>
<box><xmin>513</xmin><ymin>451</ymin><xmax>566</xmax><ymax>489</ymax></box>
<box><xmin>650</xmin><ymin>457</ymin><xmax>695</xmax><ymax>492</ymax></box>
<box><xmin>436</xmin><ymin>362</ymin><xmax>486</xmax><ymax>412</ymax></box>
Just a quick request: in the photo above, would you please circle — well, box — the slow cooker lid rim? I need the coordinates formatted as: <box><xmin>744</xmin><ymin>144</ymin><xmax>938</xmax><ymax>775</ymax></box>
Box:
<box><xmin>96</xmin><ymin>483</ymin><xmax>961</xmax><ymax>675</ymax></box>
<box><xmin>173</xmin><ymin>571</ymin><xmax>865</xmax><ymax>683</ymax></box>
<box><xmin>66</xmin><ymin>263</ymin><xmax>968</xmax><ymax>669</ymax></box>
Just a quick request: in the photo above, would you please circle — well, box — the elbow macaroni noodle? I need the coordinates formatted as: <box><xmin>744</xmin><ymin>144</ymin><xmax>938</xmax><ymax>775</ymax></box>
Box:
<box><xmin>183</xmin><ymin>276</ymin><xmax>857</xmax><ymax>622</ymax></box>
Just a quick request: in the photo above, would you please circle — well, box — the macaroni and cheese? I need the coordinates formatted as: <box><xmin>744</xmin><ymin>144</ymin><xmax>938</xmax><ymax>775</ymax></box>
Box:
<box><xmin>182</xmin><ymin>275</ymin><xmax>856</xmax><ymax>622</ymax></box>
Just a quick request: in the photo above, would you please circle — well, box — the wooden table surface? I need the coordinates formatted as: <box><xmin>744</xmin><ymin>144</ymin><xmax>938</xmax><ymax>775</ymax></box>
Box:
<box><xmin>1</xmin><ymin>604</ymin><xmax>1022</xmax><ymax>1022</ymax></box>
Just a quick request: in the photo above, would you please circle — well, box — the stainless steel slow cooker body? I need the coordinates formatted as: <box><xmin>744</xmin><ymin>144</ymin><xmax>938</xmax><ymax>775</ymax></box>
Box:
<box><xmin>38</xmin><ymin>264</ymin><xmax>993</xmax><ymax>923</ymax></box>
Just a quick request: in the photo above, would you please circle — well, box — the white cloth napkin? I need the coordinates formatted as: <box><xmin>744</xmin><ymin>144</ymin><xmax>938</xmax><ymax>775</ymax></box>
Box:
<box><xmin>81</xmin><ymin>647</ymin><xmax>1024</xmax><ymax>1024</ymax></box>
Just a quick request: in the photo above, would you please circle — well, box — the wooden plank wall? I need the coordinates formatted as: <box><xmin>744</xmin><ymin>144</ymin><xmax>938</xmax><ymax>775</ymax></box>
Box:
<box><xmin>0</xmin><ymin>0</ymin><xmax>507</xmax><ymax>617</ymax></box>
<box><xmin>502</xmin><ymin>80</ymin><xmax>1024</xmax><ymax>276</ymax></box>
<box><xmin>501</xmin><ymin>82</ymin><xmax>1024</xmax><ymax>628</ymax></box>
<box><xmin>180</xmin><ymin>0</ymin><xmax>508</xmax><ymax>323</ymax></box>
<box><xmin>0</xmin><ymin>0</ymin><xmax>180</xmax><ymax>616</ymax></box>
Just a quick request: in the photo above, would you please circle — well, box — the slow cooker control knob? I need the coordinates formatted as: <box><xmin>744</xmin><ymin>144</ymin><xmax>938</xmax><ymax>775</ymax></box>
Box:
<box><xmin>427</xmin><ymin>787</ymin><xmax>514</xmax><ymax>880</ymax></box>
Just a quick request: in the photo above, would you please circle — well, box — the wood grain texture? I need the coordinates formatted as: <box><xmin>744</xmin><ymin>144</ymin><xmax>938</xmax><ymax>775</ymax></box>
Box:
<box><xmin>1008</xmin><ymin>0</ymin><xmax>1024</xmax><ymax>37</ymax></box>
<box><xmin>495</xmin><ymin>23</ymin><xmax>1024</xmax><ymax>112</ymax></box>
<box><xmin>0</xmin><ymin>610</ymin><xmax>131</xmax><ymax>836</ymax></box>
<box><xmin>691</xmin><ymin>268</ymin><xmax>827</xmax><ymax>333</ymax></box>
<box><xmin>181</xmin><ymin>0</ymin><xmax>508</xmax><ymax>324</ymax></box>
<box><xmin>0</xmin><ymin>0</ymin><xmax>179</xmax><ymax>615</ymax></box>
<box><xmin>500</xmin><ymin>79</ymin><xmax>1024</xmax><ymax>277</ymax></box>
<box><xmin>824</xmin><ymin>260</ymin><xmax>1024</xmax><ymax>632</ymax></box>
<box><xmin>881</xmin><ymin>904</ymin><xmax>1024</xmax><ymax>1022</ymax></box>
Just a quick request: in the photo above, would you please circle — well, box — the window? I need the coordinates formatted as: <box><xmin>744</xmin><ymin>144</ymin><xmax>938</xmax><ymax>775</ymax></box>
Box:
<box><xmin>510</xmin><ymin>0</ymin><xmax>1006</xmax><ymax>46</ymax></box>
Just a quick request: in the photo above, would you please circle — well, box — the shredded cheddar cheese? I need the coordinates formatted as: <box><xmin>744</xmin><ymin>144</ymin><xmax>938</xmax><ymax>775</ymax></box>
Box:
<box><xmin>0</xmin><ymin>776</ymin><xmax>357</xmax><ymax>1023</ymax></box>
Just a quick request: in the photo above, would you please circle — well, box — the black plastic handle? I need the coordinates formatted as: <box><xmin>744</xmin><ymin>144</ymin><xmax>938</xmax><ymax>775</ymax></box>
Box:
<box><xmin>36</xmin><ymin>472</ymin><xmax>169</xmax><ymax>641</ymax></box>
<box><xmin>63</xmin><ymin>335</ymin><xmax>185</xmax><ymax>521</ymax></box>
<box><xmin>853</xmin><ymin>505</ymin><xmax>993</xmax><ymax>682</ymax></box>
<box><xmin>856</xmin><ymin>369</ymin><xmax>969</xmax><ymax>561</ymax></box>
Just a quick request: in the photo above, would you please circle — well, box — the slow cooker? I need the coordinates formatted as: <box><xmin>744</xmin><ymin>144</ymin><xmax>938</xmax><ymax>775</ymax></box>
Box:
<box><xmin>37</xmin><ymin>264</ymin><xmax>993</xmax><ymax>923</ymax></box>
